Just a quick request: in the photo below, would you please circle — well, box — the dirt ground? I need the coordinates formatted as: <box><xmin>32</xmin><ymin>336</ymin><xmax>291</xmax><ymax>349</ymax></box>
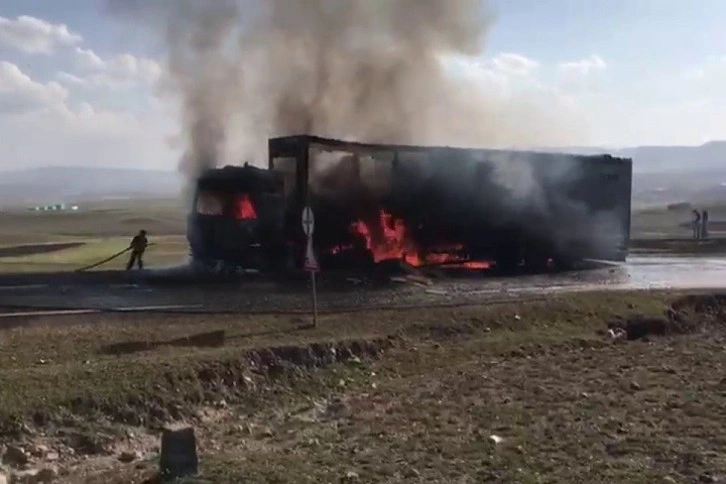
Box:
<box><xmin>2</xmin><ymin>291</ymin><xmax>726</xmax><ymax>483</ymax></box>
<box><xmin>191</xmin><ymin>328</ymin><xmax>726</xmax><ymax>483</ymax></box>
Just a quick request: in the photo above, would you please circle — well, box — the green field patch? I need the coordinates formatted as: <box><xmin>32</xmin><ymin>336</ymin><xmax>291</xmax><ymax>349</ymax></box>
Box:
<box><xmin>0</xmin><ymin>236</ymin><xmax>188</xmax><ymax>273</ymax></box>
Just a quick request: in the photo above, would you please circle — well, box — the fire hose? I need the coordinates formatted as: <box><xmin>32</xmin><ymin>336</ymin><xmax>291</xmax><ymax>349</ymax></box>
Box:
<box><xmin>74</xmin><ymin>243</ymin><xmax>156</xmax><ymax>273</ymax></box>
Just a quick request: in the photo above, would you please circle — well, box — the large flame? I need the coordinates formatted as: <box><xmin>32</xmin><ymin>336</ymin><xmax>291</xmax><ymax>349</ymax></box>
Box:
<box><xmin>348</xmin><ymin>210</ymin><xmax>491</xmax><ymax>269</ymax></box>
<box><xmin>350</xmin><ymin>210</ymin><xmax>420</xmax><ymax>265</ymax></box>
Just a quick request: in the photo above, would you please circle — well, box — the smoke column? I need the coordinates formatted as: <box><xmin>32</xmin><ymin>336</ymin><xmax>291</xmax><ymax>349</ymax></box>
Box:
<box><xmin>106</xmin><ymin>0</ymin><xmax>583</xmax><ymax>180</ymax></box>
<box><xmin>107</xmin><ymin>0</ymin><xmax>628</xmax><ymax>270</ymax></box>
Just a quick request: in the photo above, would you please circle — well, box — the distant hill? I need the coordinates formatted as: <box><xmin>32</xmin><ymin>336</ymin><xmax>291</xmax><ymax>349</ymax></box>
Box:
<box><xmin>2</xmin><ymin>140</ymin><xmax>725</xmax><ymax>208</ymax></box>
<box><xmin>0</xmin><ymin>166</ymin><xmax>184</xmax><ymax>207</ymax></box>
<box><xmin>630</xmin><ymin>169</ymin><xmax>726</xmax><ymax>208</ymax></box>
<box><xmin>537</xmin><ymin>141</ymin><xmax>726</xmax><ymax>207</ymax></box>
<box><xmin>543</xmin><ymin>141</ymin><xmax>726</xmax><ymax>174</ymax></box>
<box><xmin>619</xmin><ymin>141</ymin><xmax>726</xmax><ymax>173</ymax></box>
<box><xmin>621</xmin><ymin>142</ymin><xmax>726</xmax><ymax>207</ymax></box>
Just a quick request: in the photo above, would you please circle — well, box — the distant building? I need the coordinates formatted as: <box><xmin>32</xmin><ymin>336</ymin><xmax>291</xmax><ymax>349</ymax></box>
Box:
<box><xmin>28</xmin><ymin>203</ymin><xmax>78</xmax><ymax>212</ymax></box>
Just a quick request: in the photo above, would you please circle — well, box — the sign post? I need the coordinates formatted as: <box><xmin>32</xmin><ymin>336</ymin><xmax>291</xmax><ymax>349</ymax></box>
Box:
<box><xmin>301</xmin><ymin>206</ymin><xmax>319</xmax><ymax>327</ymax></box>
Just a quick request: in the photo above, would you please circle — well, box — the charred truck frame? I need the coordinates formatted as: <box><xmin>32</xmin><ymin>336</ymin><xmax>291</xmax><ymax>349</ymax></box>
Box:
<box><xmin>188</xmin><ymin>135</ymin><xmax>632</xmax><ymax>274</ymax></box>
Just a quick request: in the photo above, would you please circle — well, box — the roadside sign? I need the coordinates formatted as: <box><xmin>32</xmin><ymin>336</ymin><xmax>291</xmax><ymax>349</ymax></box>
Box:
<box><xmin>302</xmin><ymin>206</ymin><xmax>315</xmax><ymax>236</ymax></box>
<box><xmin>303</xmin><ymin>234</ymin><xmax>319</xmax><ymax>327</ymax></box>
<box><xmin>303</xmin><ymin>236</ymin><xmax>319</xmax><ymax>272</ymax></box>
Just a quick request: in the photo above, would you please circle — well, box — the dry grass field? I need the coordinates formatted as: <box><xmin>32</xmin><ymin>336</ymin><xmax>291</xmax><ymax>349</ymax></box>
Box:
<box><xmin>2</xmin><ymin>291</ymin><xmax>726</xmax><ymax>482</ymax></box>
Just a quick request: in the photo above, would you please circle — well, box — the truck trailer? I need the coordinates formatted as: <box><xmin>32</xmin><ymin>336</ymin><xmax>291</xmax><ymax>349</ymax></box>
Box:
<box><xmin>188</xmin><ymin>135</ymin><xmax>632</xmax><ymax>273</ymax></box>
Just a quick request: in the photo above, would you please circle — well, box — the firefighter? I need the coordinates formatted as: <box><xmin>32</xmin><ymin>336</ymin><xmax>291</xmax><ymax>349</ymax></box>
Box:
<box><xmin>126</xmin><ymin>230</ymin><xmax>148</xmax><ymax>270</ymax></box>
<box><xmin>692</xmin><ymin>209</ymin><xmax>701</xmax><ymax>239</ymax></box>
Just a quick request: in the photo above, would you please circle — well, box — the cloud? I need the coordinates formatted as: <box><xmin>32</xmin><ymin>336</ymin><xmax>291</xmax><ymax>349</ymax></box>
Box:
<box><xmin>74</xmin><ymin>47</ymin><xmax>105</xmax><ymax>69</ymax></box>
<box><xmin>558</xmin><ymin>55</ymin><xmax>607</xmax><ymax>75</ymax></box>
<box><xmin>490</xmin><ymin>53</ymin><xmax>539</xmax><ymax>76</ymax></box>
<box><xmin>0</xmin><ymin>61</ymin><xmax>68</xmax><ymax>115</ymax></box>
<box><xmin>56</xmin><ymin>47</ymin><xmax>162</xmax><ymax>90</ymax></box>
<box><xmin>55</xmin><ymin>72</ymin><xmax>87</xmax><ymax>87</ymax></box>
<box><xmin>444</xmin><ymin>52</ymin><xmax>541</xmax><ymax>93</ymax></box>
<box><xmin>0</xmin><ymin>13</ymin><xmax>171</xmax><ymax>171</ymax></box>
<box><xmin>0</xmin><ymin>105</ymin><xmax>176</xmax><ymax>170</ymax></box>
<box><xmin>440</xmin><ymin>53</ymin><xmax>586</xmax><ymax>146</ymax></box>
<box><xmin>0</xmin><ymin>61</ymin><xmax>175</xmax><ymax>170</ymax></box>
<box><xmin>76</xmin><ymin>48</ymin><xmax>161</xmax><ymax>83</ymax></box>
<box><xmin>0</xmin><ymin>15</ymin><xmax>82</xmax><ymax>54</ymax></box>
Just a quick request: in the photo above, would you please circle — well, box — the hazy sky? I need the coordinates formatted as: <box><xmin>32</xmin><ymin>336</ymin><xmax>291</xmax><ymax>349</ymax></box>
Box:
<box><xmin>0</xmin><ymin>0</ymin><xmax>724</xmax><ymax>170</ymax></box>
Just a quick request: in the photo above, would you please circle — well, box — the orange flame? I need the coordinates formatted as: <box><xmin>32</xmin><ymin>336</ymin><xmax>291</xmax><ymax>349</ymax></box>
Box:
<box><xmin>350</xmin><ymin>210</ymin><xmax>420</xmax><ymax>265</ymax></box>
<box><xmin>348</xmin><ymin>210</ymin><xmax>492</xmax><ymax>269</ymax></box>
<box><xmin>233</xmin><ymin>194</ymin><xmax>257</xmax><ymax>220</ymax></box>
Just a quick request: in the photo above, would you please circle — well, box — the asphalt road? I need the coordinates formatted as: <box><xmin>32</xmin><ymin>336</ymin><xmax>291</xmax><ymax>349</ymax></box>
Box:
<box><xmin>0</xmin><ymin>255</ymin><xmax>724</xmax><ymax>316</ymax></box>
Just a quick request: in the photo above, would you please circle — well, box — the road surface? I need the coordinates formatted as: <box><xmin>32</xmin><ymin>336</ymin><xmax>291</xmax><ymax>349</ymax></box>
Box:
<box><xmin>0</xmin><ymin>255</ymin><xmax>724</xmax><ymax>315</ymax></box>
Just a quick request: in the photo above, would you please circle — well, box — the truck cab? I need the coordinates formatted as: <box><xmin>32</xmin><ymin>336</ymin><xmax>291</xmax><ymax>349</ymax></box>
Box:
<box><xmin>187</xmin><ymin>164</ymin><xmax>289</xmax><ymax>273</ymax></box>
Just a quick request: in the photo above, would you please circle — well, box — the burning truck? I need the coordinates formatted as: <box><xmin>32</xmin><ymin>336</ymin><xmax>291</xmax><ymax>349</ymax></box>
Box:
<box><xmin>188</xmin><ymin>135</ymin><xmax>632</xmax><ymax>274</ymax></box>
